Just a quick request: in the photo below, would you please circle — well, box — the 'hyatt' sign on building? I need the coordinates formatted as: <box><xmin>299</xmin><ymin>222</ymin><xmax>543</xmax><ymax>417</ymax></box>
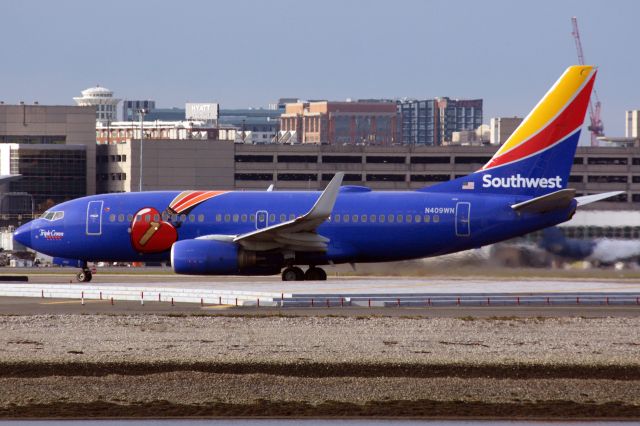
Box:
<box><xmin>186</xmin><ymin>103</ymin><xmax>219</xmax><ymax>122</ymax></box>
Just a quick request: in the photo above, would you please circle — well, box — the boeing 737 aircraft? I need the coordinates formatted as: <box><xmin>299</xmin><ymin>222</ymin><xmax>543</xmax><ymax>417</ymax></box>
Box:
<box><xmin>13</xmin><ymin>65</ymin><xmax>622</xmax><ymax>282</ymax></box>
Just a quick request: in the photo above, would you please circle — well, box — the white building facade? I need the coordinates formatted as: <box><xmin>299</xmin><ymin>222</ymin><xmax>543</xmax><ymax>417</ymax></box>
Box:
<box><xmin>74</xmin><ymin>86</ymin><xmax>121</xmax><ymax>125</ymax></box>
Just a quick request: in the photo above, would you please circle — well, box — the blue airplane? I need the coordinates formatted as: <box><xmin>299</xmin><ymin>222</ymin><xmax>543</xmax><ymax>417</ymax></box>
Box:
<box><xmin>13</xmin><ymin>65</ymin><xmax>622</xmax><ymax>282</ymax></box>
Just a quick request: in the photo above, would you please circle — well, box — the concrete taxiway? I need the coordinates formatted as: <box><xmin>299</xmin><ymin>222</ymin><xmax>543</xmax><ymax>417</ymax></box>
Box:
<box><xmin>0</xmin><ymin>275</ymin><xmax>638</xmax><ymax>313</ymax></box>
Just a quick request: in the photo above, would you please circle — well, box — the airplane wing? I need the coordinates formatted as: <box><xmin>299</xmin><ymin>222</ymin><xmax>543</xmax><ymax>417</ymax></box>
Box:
<box><xmin>228</xmin><ymin>172</ymin><xmax>344</xmax><ymax>252</ymax></box>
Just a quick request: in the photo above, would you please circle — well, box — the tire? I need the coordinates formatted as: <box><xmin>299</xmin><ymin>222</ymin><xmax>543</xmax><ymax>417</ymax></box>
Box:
<box><xmin>281</xmin><ymin>267</ymin><xmax>299</xmax><ymax>281</ymax></box>
<box><xmin>76</xmin><ymin>270</ymin><xmax>92</xmax><ymax>283</ymax></box>
<box><xmin>304</xmin><ymin>267</ymin><xmax>327</xmax><ymax>281</ymax></box>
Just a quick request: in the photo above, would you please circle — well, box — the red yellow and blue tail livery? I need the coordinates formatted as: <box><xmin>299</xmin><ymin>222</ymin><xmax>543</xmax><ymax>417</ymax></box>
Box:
<box><xmin>14</xmin><ymin>66</ymin><xmax>623</xmax><ymax>282</ymax></box>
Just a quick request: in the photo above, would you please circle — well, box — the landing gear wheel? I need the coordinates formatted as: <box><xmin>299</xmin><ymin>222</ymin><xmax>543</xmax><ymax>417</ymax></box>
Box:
<box><xmin>76</xmin><ymin>270</ymin><xmax>92</xmax><ymax>283</ymax></box>
<box><xmin>282</xmin><ymin>266</ymin><xmax>305</xmax><ymax>281</ymax></box>
<box><xmin>304</xmin><ymin>267</ymin><xmax>327</xmax><ymax>281</ymax></box>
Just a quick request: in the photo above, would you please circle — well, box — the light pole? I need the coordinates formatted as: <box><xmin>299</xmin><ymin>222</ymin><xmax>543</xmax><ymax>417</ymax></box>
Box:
<box><xmin>137</xmin><ymin>108</ymin><xmax>147</xmax><ymax>191</ymax></box>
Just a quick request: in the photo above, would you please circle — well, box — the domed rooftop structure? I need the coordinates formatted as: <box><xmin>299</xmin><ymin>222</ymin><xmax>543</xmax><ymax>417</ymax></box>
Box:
<box><xmin>79</xmin><ymin>85</ymin><xmax>114</xmax><ymax>98</ymax></box>
<box><xmin>74</xmin><ymin>85</ymin><xmax>121</xmax><ymax>124</ymax></box>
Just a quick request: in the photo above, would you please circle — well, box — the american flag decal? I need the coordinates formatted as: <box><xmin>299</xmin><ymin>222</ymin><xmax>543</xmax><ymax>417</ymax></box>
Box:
<box><xmin>168</xmin><ymin>190</ymin><xmax>227</xmax><ymax>214</ymax></box>
<box><xmin>462</xmin><ymin>181</ymin><xmax>475</xmax><ymax>190</ymax></box>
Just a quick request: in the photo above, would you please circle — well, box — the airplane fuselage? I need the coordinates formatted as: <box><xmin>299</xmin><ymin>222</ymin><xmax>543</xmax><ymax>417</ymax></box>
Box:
<box><xmin>20</xmin><ymin>189</ymin><xmax>575</xmax><ymax>268</ymax></box>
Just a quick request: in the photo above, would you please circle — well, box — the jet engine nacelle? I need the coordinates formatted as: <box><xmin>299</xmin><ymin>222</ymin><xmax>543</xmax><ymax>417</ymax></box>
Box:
<box><xmin>171</xmin><ymin>239</ymin><xmax>281</xmax><ymax>275</ymax></box>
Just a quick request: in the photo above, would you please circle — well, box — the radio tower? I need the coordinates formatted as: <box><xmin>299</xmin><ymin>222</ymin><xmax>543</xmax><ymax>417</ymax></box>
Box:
<box><xmin>571</xmin><ymin>16</ymin><xmax>604</xmax><ymax>147</ymax></box>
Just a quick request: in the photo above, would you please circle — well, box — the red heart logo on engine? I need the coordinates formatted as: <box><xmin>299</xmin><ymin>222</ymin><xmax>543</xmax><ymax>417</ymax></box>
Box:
<box><xmin>130</xmin><ymin>207</ymin><xmax>177</xmax><ymax>253</ymax></box>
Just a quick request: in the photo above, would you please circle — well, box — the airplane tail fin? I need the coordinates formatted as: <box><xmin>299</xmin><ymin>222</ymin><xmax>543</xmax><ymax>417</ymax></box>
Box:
<box><xmin>424</xmin><ymin>65</ymin><xmax>597</xmax><ymax>197</ymax></box>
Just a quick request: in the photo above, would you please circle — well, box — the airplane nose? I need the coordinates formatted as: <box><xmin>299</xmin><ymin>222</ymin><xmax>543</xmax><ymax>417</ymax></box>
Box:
<box><xmin>13</xmin><ymin>222</ymin><xmax>32</xmax><ymax>248</ymax></box>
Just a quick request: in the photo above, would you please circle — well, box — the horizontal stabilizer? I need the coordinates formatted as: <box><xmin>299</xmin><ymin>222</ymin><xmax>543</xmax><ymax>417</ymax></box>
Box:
<box><xmin>575</xmin><ymin>191</ymin><xmax>624</xmax><ymax>206</ymax></box>
<box><xmin>511</xmin><ymin>189</ymin><xmax>575</xmax><ymax>213</ymax></box>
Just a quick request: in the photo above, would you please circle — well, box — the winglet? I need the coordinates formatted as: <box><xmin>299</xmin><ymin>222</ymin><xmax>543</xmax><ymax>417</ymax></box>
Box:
<box><xmin>575</xmin><ymin>191</ymin><xmax>624</xmax><ymax>206</ymax></box>
<box><xmin>304</xmin><ymin>172</ymin><xmax>344</xmax><ymax>220</ymax></box>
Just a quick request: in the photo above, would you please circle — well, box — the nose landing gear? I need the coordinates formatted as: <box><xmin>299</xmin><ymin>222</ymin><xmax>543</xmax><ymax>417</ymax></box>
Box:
<box><xmin>281</xmin><ymin>266</ymin><xmax>327</xmax><ymax>281</ymax></box>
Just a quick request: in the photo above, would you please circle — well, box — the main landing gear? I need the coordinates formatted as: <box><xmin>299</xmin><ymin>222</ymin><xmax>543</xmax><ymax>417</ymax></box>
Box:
<box><xmin>281</xmin><ymin>266</ymin><xmax>327</xmax><ymax>281</ymax></box>
<box><xmin>76</xmin><ymin>268</ymin><xmax>92</xmax><ymax>283</ymax></box>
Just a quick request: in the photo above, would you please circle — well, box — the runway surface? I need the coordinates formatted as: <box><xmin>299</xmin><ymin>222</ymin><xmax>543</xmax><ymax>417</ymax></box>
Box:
<box><xmin>0</xmin><ymin>275</ymin><xmax>639</xmax><ymax>313</ymax></box>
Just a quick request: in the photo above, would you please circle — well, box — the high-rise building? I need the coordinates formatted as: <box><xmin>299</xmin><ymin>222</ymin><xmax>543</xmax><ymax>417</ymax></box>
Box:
<box><xmin>436</xmin><ymin>98</ymin><xmax>483</xmax><ymax>144</ymax></box>
<box><xmin>398</xmin><ymin>100</ymin><xmax>436</xmax><ymax>145</ymax></box>
<box><xmin>626</xmin><ymin>110</ymin><xmax>640</xmax><ymax>138</ymax></box>
<box><xmin>398</xmin><ymin>98</ymin><xmax>483</xmax><ymax>146</ymax></box>
<box><xmin>122</xmin><ymin>100</ymin><xmax>156</xmax><ymax>121</ymax></box>
<box><xmin>73</xmin><ymin>86</ymin><xmax>121</xmax><ymax>124</ymax></box>
<box><xmin>280</xmin><ymin>101</ymin><xmax>398</xmax><ymax>145</ymax></box>
<box><xmin>490</xmin><ymin>117</ymin><xmax>523</xmax><ymax>145</ymax></box>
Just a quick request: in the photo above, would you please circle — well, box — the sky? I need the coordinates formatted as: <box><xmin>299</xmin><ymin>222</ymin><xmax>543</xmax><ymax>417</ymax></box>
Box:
<box><xmin>1</xmin><ymin>0</ymin><xmax>639</xmax><ymax>141</ymax></box>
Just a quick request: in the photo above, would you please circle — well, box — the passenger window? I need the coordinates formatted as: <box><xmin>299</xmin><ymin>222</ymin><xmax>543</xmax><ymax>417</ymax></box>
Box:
<box><xmin>250</xmin><ymin>214</ymin><xmax>255</xmax><ymax>222</ymax></box>
<box><xmin>352</xmin><ymin>215</ymin><xmax>359</xmax><ymax>223</ymax></box>
<box><xmin>289</xmin><ymin>214</ymin><xmax>295</xmax><ymax>220</ymax></box>
<box><xmin>241</xmin><ymin>214</ymin><xmax>248</xmax><ymax>223</ymax></box>
<box><xmin>361</xmin><ymin>214</ymin><xmax>367</xmax><ymax>223</ymax></box>
<box><xmin>415</xmin><ymin>215</ymin><xmax>422</xmax><ymax>223</ymax></box>
<box><xmin>180</xmin><ymin>214</ymin><xmax>187</xmax><ymax>222</ymax></box>
<box><xmin>118</xmin><ymin>214</ymin><xmax>124</xmax><ymax>222</ymax></box>
<box><xmin>388</xmin><ymin>214</ymin><xmax>394</xmax><ymax>223</ymax></box>
<box><xmin>153</xmin><ymin>214</ymin><xmax>160</xmax><ymax>222</ymax></box>
<box><xmin>433</xmin><ymin>215</ymin><xmax>440</xmax><ymax>223</ymax></box>
<box><xmin>397</xmin><ymin>215</ymin><xmax>403</xmax><ymax>223</ymax></box>
<box><xmin>110</xmin><ymin>214</ymin><xmax>116</xmax><ymax>222</ymax></box>
<box><xmin>343</xmin><ymin>214</ymin><xmax>350</xmax><ymax>223</ymax></box>
<box><xmin>406</xmin><ymin>215</ymin><xmax>412</xmax><ymax>223</ymax></box>
<box><xmin>198</xmin><ymin>214</ymin><xmax>205</xmax><ymax>223</ymax></box>
<box><xmin>379</xmin><ymin>214</ymin><xmax>385</xmax><ymax>223</ymax></box>
<box><xmin>127</xmin><ymin>214</ymin><xmax>133</xmax><ymax>221</ymax></box>
<box><xmin>224</xmin><ymin>214</ymin><xmax>230</xmax><ymax>222</ymax></box>
<box><xmin>171</xmin><ymin>214</ymin><xmax>178</xmax><ymax>222</ymax></box>
<box><xmin>424</xmin><ymin>215</ymin><xmax>431</xmax><ymax>223</ymax></box>
<box><xmin>144</xmin><ymin>214</ymin><xmax>150</xmax><ymax>223</ymax></box>
<box><xmin>280</xmin><ymin>214</ymin><xmax>286</xmax><ymax>222</ymax></box>
<box><xmin>334</xmin><ymin>214</ymin><xmax>341</xmax><ymax>223</ymax></box>
<box><xmin>269</xmin><ymin>213</ymin><xmax>275</xmax><ymax>223</ymax></box>
<box><xmin>216</xmin><ymin>214</ymin><xmax>222</xmax><ymax>222</ymax></box>
<box><xmin>162</xmin><ymin>212</ymin><xmax>169</xmax><ymax>221</ymax></box>
<box><xmin>370</xmin><ymin>214</ymin><xmax>376</xmax><ymax>223</ymax></box>
<box><xmin>189</xmin><ymin>214</ymin><xmax>195</xmax><ymax>222</ymax></box>
<box><xmin>232</xmin><ymin>214</ymin><xmax>239</xmax><ymax>223</ymax></box>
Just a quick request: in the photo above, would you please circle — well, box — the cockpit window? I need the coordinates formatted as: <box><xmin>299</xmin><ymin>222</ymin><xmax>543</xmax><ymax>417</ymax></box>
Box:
<box><xmin>42</xmin><ymin>211</ymin><xmax>64</xmax><ymax>221</ymax></box>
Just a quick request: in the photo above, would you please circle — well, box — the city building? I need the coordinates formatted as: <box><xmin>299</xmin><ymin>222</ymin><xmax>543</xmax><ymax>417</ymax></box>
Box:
<box><xmin>398</xmin><ymin>98</ymin><xmax>483</xmax><ymax>146</ymax></box>
<box><xmin>0</xmin><ymin>104</ymin><xmax>96</xmax><ymax>204</ymax></box>
<box><xmin>220</xmin><ymin>108</ymin><xmax>281</xmax><ymax>144</ymax></box>
<box><xmin>73</xmin><ymin>86</ymin><xmax>121</xmax><ymax>125</ymax></box>
<box><xmin>95</xmin><ymin>120</ymin><xmax>236</xmax><ymax>144</ymax></box>
<box><xmin>96</xmin><ymin>139</ymin><xmax>234</xmax><ymax>193</ymax></box>
<box><xmin>0</xmin><ymin>143</ymin><xmax>86</xmax><ymax>214</ymax></box>
<box><xmin>626</xmin><ymin>110</ymin><xmax>640</xmax><ymax>138</ymax></box>
<box><xmin>122</xmin><ymin>100</ymin><xmax>156</xmax><ymax>121</ymax></box>
<box><xmin>145</xmin><ymin>107</ymin><xmax>185</xmax><ymax>121</ymax></box>
<box><xmin>490</xmin><ymin>117</ymin><xmax>523</xmax><ymax>145</ymax></box>
<box><xmin>95</xmin><ymin>140</ymin><xmax>640</xmax><ymax>211</ymax></box>
<box><xmin>279</xmin><ymin>101</ymin><xmax>398</xmax><ymax>145</ymax></box>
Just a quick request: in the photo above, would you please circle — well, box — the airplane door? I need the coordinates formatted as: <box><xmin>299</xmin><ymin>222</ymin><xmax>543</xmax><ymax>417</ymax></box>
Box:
<box><xmin>86</xmin><ymin>200</ymin><xmax>103</xmax><ymax>236</ymax></box>
<box><xmin>255</xmin><ymin>210</ymin><xmax>268</xmax><ymax>229</ymax></box>
<box><xmin>455</xmin><ymin>202</ymin><xmax>471</xmax><ymax>237</ymax></box>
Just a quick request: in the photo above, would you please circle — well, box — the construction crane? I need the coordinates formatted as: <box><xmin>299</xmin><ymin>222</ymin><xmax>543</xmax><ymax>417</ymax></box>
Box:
<box><xmin>571</xmin><ymin>16</ymin><xmax>604</xmax><ymax>147</ymax></box>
